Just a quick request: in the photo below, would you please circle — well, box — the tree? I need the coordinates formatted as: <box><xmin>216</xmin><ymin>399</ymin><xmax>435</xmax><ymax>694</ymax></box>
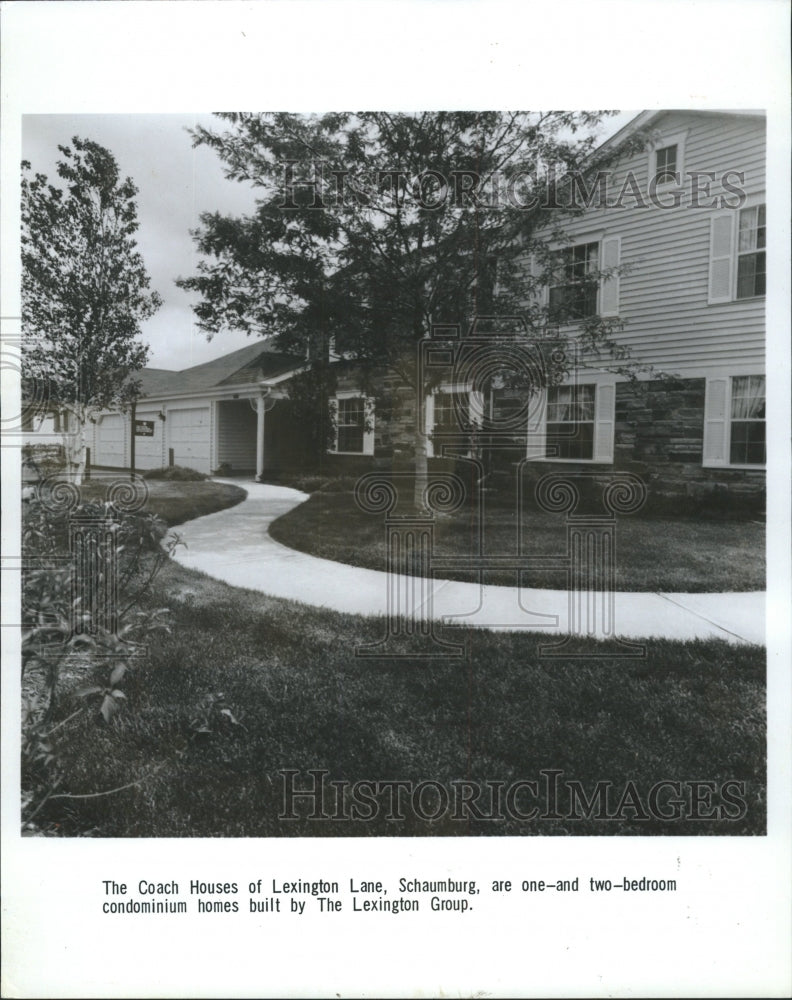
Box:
<box><xmin>177</xmin><ymin>112</ymin><xmax>646</xmax><ymax>504</ymax></box>
<box><xmin>22</xmin><ymin>137</ymin><xmax>162</xmax><ymax>482</ymax></box>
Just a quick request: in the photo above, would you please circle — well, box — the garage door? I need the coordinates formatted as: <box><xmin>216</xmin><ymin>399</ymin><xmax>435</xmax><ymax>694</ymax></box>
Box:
<box><xmin>133</xmin><ymin>412</ymin><xmax>164</xmax><ymax>470</ymax></box>
<box><xmin>96</xmin><ymin>414</ymin><xmax>125</xmax><ymax>467</ymax></box>
<box><xmin>168</xmin><ymin>407</ymin><xmax>211</xmax><ymax>474</ymax></box>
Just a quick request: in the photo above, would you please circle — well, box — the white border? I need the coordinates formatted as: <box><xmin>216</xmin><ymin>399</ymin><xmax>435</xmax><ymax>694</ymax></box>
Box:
<box><xmin>2</xmin><ymin>3</ymin><xmax>790</xmax><ymax>998</ymax></box>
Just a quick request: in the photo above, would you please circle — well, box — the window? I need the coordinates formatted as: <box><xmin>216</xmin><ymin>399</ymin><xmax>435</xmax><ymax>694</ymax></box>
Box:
<box><xmin>736</xmin><ymin>204</ymin><xmax>766</xmax><ymax>299</ymax></box>
<box><xmin>708</xmin><ymin>202</ymin><xmax>766</xmax><ymax>304</ymax></box>
<box><xmin>433</xmin><ymin>390</ymin><xmax>469</xmax><ymax>433</ymax></box>
<box><xmin>703</xmin><ymin>374</ymin><xmax>766</xmax><ymax>467</ymax></box>
<box><xmin>548</xmin><ymin>242</ymin><xmax>599</xmax><ymax>321</ymax></box>
<box><xmin>729</xmin><ymin>375</ymin><xmax>765</xmax><ymax>465</ymax></box>
<box><xmin>648</xmin><ymin>132</ymin><xmax>685</xmax><ymax>191</ymax></box>
<box><xmin>546</xmin><ymin>384</ymin><xmax>596</xmax><ymax>460</ymax></box>
<box><xmin>336</xmin><ymin>397</ymin><xmax>364</xmax><ymax>453</ymax></box>
<box><xmin>654</xmin><ymin>144</ymin><xmax>677</xmax><ymax>184</ymax></box>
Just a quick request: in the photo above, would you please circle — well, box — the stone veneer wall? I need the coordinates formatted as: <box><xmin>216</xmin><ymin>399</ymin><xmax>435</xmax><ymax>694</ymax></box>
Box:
<box><xmin>613</xmin><ymin>379</ymin><xmax>765</xmax><ymax>501</ymax></box>
<box><xmin>319</xmin><ymin>370</ymin><xmax>765</xmax><ymax>508</ymax></box>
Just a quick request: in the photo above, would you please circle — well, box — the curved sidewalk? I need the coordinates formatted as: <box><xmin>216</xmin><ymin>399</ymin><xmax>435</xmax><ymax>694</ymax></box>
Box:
<box><xmin>171</xmin><ymin>481</ymin><xmax>765</xmax><ymax>645</ymax></box>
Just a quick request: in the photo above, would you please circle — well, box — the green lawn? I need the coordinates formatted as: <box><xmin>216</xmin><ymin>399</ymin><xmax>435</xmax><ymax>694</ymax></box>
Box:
<box><xmin>268</xmin><ymin>491</ymin><xmax>765</xmax><ymax>592</ymax></box>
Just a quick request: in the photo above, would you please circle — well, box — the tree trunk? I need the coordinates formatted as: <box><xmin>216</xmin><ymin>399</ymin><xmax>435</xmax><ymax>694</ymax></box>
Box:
<box><xmin>413</xmin><ymin>393</ymin><xmax>428</xmax><ymax>510</ymax></box>
<box><xmin>62</xmin><ymin>404</ymin><xmax>86</xmax><ymax>486</ymax></box>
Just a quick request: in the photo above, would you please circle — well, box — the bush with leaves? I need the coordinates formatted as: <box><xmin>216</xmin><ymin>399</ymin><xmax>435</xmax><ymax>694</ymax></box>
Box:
<box><xmin>21</xmin><ymin>488</ymin><xmax>180</xmax><ymax>831</ymax></box>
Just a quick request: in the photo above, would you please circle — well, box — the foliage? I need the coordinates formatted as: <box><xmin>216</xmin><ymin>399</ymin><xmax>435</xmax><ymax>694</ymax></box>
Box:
<box><xmin>22</xmin><ymin>137</ymin><xmax>161</xmax><ymax>478</ymax></box>
<box><xmin>176</xmin><ymin>112</ymin><xmax>654</xmax><ymax>503</ymax></box>
<box><xmin>283</xmin><ymin>364</ymin><xmax>338</xmax><ymax>462</ymax></box>
<box><xmin>142</xmin><ymin>465</ymin><xmax>208</xmax><ymax>481</ymax></box>
<box><xmin>189</xmin><ymin>691</ymin><xmax>247</xmax><ymax>740</ymax></box>
<box><xmin>178</xmin><ymin>112</ymin><xmax>641</xmax><ymax>360</ymax></box>
<box><xmin>20</xmin><ymin>490</ymin><xmax>178</xmax><ymax>831</ymax></box>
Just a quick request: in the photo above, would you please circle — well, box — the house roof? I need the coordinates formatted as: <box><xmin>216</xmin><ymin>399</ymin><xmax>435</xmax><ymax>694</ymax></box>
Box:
<box><xmin>136</xmin><ymin>339</ymin><xmax>303</xmax><ymax>398</ymax></box>
<box><xmin>595</xmin><ymin>109</ymin><xmax>765</xmax><ymax>161</ymax></box>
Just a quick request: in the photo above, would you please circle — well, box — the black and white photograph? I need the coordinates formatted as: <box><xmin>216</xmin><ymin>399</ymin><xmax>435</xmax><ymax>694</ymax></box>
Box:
<box><xmin>2</xmin><ymin>2</ymin><xmax>790</xmax><ymax>997</ymax></box>
<box><xmin>16</xmin><ymin>107</ymin><xmax>769</xmax><ymax>838</ymax></box>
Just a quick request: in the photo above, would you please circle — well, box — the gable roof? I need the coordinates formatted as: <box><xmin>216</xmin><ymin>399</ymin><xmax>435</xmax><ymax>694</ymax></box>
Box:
<box><xmin>136</xmin><ymin>339</ymin><xmax>303</xmax><ymax>398</ymax></box>
<box><xmin>595</xmin><ymin>108</ymin><xmax>765</xmax><ymax>161</ymax></box>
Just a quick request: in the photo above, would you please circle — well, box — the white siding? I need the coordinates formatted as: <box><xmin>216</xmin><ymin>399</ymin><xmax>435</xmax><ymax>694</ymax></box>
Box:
<box><xmin>546</xmin><ymin>112</ymin><xmax>765</xmax><ymax>375</ymax></box>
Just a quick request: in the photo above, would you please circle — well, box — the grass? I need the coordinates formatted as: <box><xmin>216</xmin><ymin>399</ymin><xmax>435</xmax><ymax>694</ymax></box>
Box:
<box><xmin>268</xmin><ymin>491</ymin><xmax>766</xmax><ymax>592</ymax></box>
<box><xmin>78</xmin><ymin>477</ymin><xmax>247</xmax><ymax>526</ymax></box>
<box><xmin>25</xmin><ymin>555</ymin><xmax>766</xmax><ymax>838</ymax></box>
<box><xmin>21</xmin><ymin>478</ymin><xmax>766</xmax><ymax>838</ymax></box>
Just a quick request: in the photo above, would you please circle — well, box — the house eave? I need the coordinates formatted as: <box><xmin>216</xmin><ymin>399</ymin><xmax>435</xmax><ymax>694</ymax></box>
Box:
<box><xmin>135</xmin><ymin>365</ymin><xmax>307</xmax><ymax>406</ymax></box>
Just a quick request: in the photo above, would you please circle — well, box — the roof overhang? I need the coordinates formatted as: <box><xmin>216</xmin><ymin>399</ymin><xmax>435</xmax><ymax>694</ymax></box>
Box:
<box><xmin>136</xmin><ymin>364</ymin><xmax>307</xmax><ymax>405</ymax></box>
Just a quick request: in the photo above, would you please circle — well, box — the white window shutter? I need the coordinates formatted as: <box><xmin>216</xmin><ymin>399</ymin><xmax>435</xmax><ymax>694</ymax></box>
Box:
<box><xmin>593</xmin><ymin>383</ymin><xmax>616</xmax><ymax>463</ymax></box>
<box><xmin>599</xmin><ymin>236</ymin><xmax>621</xmax><ymax>317</ymax></box>
<box><xmin>527</xmin><ymin>254</ymin><xmax>546</xmax><ymax>312</ymax></box>
<box><xmin>469</xmin><ymin>389</ymin><xmax>485</xmax><ymax>428</ymax></box>
<box><xmin>363</xmin><ymin>397</ymin><xmax>376</xmax><ymax>456</ymax></box>
<box><xmin>526</xmin><ymin>387</ymin><xmax>547</xmax><ymax>459</ymax></box>
<box><xmin>424</xmin><ymin>393</ymin><xmax>435</xmax><ymax>458</ymax></box>
<box><xmin>708</xmin><ymin>213</ymin><xmax>735</xmax><ymax>304</ymax></box>
<box><xmin>703</xmin><ymin>377</ymin><xmax>729</xmax><ymax>466</ymax></box>
<box><xmin>329</xmin><ymin>398</ymin><xmax>339</xmax><ymax>453</ymax></box>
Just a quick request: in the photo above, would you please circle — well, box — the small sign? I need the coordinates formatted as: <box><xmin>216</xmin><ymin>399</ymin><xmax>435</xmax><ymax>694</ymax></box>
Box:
<box><xmin>134</xmin><ymin>419</ymin><xmax>155</xmax><ymax>437</ymax></box>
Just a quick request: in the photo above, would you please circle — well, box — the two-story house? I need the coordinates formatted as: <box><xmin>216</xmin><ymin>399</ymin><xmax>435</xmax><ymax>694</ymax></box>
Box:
<box><xmin>39</xmin><ymin>110</ymin><xmax>764</xmax><ymax>505</ymax></box>
<box><xmin>417</xmin><ymin>108</ymin><xmax>766</xmax><ymax>502</ymax></box>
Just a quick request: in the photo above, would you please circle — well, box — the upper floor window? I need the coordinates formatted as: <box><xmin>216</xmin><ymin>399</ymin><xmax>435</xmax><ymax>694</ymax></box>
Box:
<box><xmin>708</xmin><ymin>202</ymin><xmax>766</xmax><ymax>304</ymax></box>
<box><xmin>654</xmin><ymin>144</ymin><xmax>677</xmax><ymax>185</ymax></box>
<box><xmin>648</xmin><ymin>132</ymin><xmax>686</xmax><ymax>190</ymax></box>
<box><xmin>736</xmin><ymin>204</ymin><xmax>766</xmax><ymax>299</ymax></box>
<box><xmin>548</xmin><ymin>242</ymin><xmax>599</xmax><ymax>321</ymax></box>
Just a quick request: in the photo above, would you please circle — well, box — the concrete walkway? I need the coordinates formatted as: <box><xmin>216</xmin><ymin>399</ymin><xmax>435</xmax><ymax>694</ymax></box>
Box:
<box><xmin>171</xmin><ymin>481</ymin><xmax>765</xmax><ymax>645</ymax></box>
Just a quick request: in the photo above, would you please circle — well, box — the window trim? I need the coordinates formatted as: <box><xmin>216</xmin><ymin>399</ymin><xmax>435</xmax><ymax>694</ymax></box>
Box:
<box><xmin>329</xmin><ymin>391</ymin><xmax>375</xmax><ymax>456</ymax></box>
<box><xmin>648</xmin><ymin>131</ymin><xmax>687</xmax><ymax>191</ymax></box>
<box><xmin>528</xmin><ymin>374</ymin><xmax>617</xmax><ymax>465</ymax></box>
<box><xmin>538</xmin><ymin>232</ymin><xmax>621</xmax><ymax>323</ymax></box>
<box><xmin>735</xmin><ymin>203</ymin><xmax>766</xmax><ymax>301</ymax></box>
<box><xmin>703</xmin><ymin>371</ymin><xmax>766</xmax><ymax>470</ymax></box>
<box><xmin>425</xmin><ymin>383</ymin><xmax>479</xmax><ymax>459</ymax></box>
<box><xmin>708</xmin><ymin>197</ymin><xmax>767</xmax><ymax>305</ymax></box>
<box><xmin>547</xmin><ymin>240</ymin><xmax>601</xmax><ymax>322</ymax></box>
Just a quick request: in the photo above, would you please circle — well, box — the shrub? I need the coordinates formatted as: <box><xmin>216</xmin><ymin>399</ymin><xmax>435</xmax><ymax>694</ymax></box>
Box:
<box><xmin>318</xmin><ymin>475</ymin><xmax>360</xmax><ymax>494</ymax></box>
<box><xmin>143</xmin><ymin>465</ymin><xmax>207</xmax><ymax>482</ymax></box>
<box><xmin>21</xmin><ymin>488</ymin><xmax>178</xmax><ymax>832</ymax></box>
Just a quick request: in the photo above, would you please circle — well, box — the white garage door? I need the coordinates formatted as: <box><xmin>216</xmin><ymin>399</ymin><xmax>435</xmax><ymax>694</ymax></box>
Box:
<box><xmin>96</xmin><ymin>414</ymin><xmax>125</xmax><ymax>467</ymax></box>
<box><xmin>168</xmin><ymin>407</ymin><xmax>211</xmax><ymax>474</ymax></box>
<box><xmin>133</xmin><ymin>412</ymin><xmax>164</xmax><ymax>470</ymax></box>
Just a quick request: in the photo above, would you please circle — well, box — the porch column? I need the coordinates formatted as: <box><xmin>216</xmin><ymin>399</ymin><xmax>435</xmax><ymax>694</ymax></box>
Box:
<box><xmin>256</xmin><ymin>395</ymin><xmax>265</xmax><ymax>479</ymax></box>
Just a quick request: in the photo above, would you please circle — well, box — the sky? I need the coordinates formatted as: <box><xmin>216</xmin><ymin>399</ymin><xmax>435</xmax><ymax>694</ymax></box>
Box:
<box><xmin>22</xmin><ymin>111</ymin><xmax>637</xmax><ymax>371</ymax></box>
